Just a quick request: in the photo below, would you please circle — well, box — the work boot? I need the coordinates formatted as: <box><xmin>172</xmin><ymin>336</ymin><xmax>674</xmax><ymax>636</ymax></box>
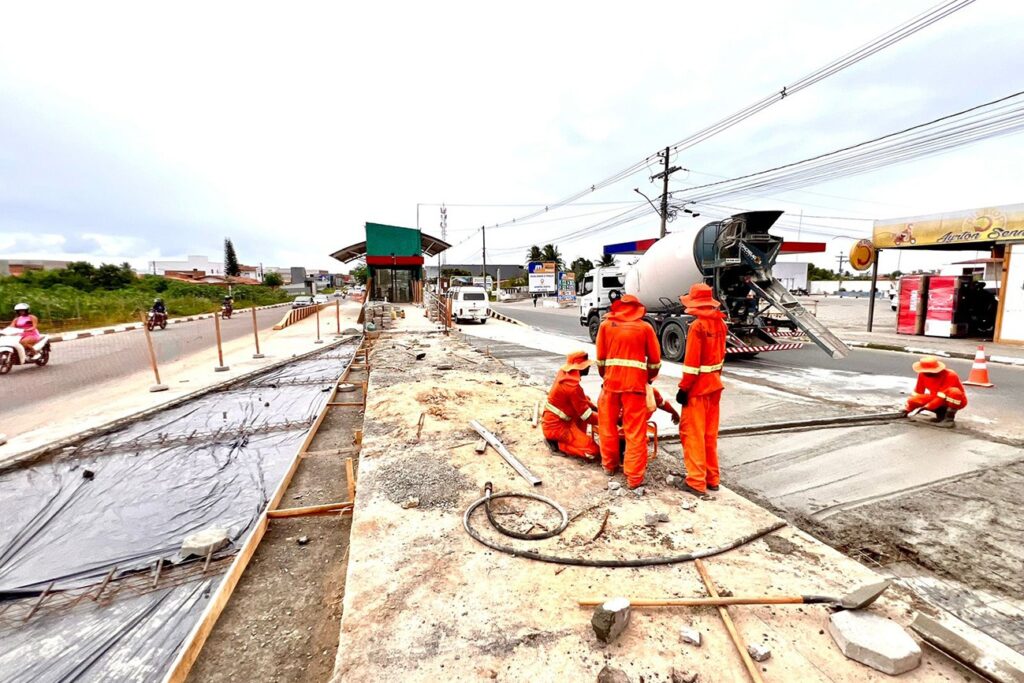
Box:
<box><xmin>706</xmin><ymin>483</ymin><xmax>720</xmax><ymax>492</ymax></box>
<box><xmin>545</xmin><ymin>439</ymin><xmax>561</xmax><ymax>454</ymax></box>
<box><xmin>682</xmin><ymin>483</ymin><xmax>714</xmax><ymax>501</ymax></box>
<box><xmin>933</xmin><ymin>406</ymin><xmax>948</xmax><ymax>423</ymax></box>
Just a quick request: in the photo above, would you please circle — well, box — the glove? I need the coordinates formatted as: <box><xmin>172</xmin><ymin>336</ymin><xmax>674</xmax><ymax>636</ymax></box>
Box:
<box><xmin>676</xmin><ymin>389</ymin><xmax>688</xmax><ymax>407</ymax></box>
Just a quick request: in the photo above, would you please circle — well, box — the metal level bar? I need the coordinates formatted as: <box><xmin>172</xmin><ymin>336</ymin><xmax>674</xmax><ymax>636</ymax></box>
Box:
<box><xmin>469</xmin><ymin>420</ymin><xmax>541</xmax><ymax>487</ymax></box>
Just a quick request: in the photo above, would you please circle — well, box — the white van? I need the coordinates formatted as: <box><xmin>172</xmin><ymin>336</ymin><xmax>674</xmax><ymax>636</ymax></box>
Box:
<box><xmin>449</xmin><ymin>286</ymin><xmax>489</xmax><ymax>324</ymax></box>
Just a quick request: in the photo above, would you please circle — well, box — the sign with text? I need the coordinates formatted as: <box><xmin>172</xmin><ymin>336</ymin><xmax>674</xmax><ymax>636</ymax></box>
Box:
<box><xmin>528</xmin><ymin>261</ymin><xmax>557</xmax><ymax>293</ymax></box>
<box><xmin>557</xmin><ymin>272</ymin><xmax>576</xmax><ymax>304</ymax></box>
<box><xmin>874</xmin><ymin>204</ymin><xmax>1024</xmax><ymax>249</ymax></box>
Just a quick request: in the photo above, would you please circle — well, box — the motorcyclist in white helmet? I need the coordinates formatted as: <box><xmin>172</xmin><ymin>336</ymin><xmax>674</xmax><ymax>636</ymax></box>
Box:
<box><xmin>12</xmin><ymin>303</ymin><xmax>41</xmax><ymax>358</ymax></box>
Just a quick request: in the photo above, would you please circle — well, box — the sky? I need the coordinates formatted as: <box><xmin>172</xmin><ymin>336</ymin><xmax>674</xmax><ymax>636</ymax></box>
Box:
<box><xmin>1</xmin><ymin>0</ymin><xmax>1023</xmax><ymax>277</ymax></box>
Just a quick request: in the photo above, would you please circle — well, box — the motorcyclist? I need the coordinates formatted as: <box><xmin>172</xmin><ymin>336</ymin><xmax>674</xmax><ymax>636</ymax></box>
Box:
<box><xmin>151</xmin><ymin>298</ymin><xmax>167</xmax><ymax>315</ymax></box>
<box><xmin>222</xmin><ymin>295</ymin><xmax>234</xmax><ymax>317</ymax></box>
<box><xmin>11</xmin><ymin>303</ymin><xmax>41</xmax><ymax>358</ymax></box>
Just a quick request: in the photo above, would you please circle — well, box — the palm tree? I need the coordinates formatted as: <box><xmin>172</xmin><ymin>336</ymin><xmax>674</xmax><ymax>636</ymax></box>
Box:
<box><xmin>540</xmin><ymin>244</ymin><xmax>564</xmax><ymax>270</ymax></box>
<box><xmin>526</xmin><ymin>245</ymin><xmax>543</xmax><ymax>264</ymax></box>
<box><xmin>597</xmin><ymin>253</ymin><xmax>616</xmax><ymax>268</ymax></box>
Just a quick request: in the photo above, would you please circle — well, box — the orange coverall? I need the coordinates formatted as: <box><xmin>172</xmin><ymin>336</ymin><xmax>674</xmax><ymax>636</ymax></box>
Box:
<box><xmin>596</xmin><ymin>306</ymin><xmax>661</xmax><ymax>487</ymax></box>
<box><xmin>905</xmin><ymin>370</ymin><xmax>968</xmax><ymax>414</ymax></box>
<box><xmin>678</xmin><ymin>309</ymin><xmax>728</xmax><ymax>492</ymax></box>
<box><xmin>542</xmin><ymin>369</ymin><xmax>599</xmax><ymax>458</ymax></box>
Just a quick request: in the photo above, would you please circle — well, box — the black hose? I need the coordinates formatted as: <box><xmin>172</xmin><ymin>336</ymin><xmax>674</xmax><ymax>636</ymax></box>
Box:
<box><xmin>463</xmin><ymin>484</ymin><xmax>787</xmax><ymax>567</ymax></box>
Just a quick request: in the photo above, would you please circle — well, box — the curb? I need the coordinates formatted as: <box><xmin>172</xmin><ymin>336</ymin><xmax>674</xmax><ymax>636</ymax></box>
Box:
<box><xmin>488</xmin><ymin>309</ymin><xmax>527</xmax><ymax>326</ymax></box>
<box><xmin>48</xmin><ymin>303</ymin><xmax>291</xmax><ymax>344</ymax></box>
<box><xmin>0</xmin><ymin>334</ymin><xmax>362</xmax><ymax>473</ymax></box>
<box><xmin>844</xmin><ymin>340</ymin><xmax>1024</xmax><ymax>367</ymax></box>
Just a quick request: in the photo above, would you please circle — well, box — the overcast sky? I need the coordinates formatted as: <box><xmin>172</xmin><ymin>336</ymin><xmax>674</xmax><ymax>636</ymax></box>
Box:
<box><xmin>2</xmin><ymin>0</ymin><xmax>1023</xmax><ymax>277</ymax></box>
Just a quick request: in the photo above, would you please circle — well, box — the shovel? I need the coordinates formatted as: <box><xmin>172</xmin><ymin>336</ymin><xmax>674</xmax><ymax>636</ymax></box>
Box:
<box><xmin>578</xmin><ymin>580</ymin><xmax>890</xmax><ymax>611</ymax></box>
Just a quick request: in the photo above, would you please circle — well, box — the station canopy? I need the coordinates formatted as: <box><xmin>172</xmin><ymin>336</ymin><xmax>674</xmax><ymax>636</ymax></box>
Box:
<box><xmin>331</xmin><ymin>223</ymin><xmax>450</xmax><ymax>264</ymax></box>
<box><xmin>873</xmin><ymin>203</ymin><xmax>1024</xmax><ymax>251</ymax></box>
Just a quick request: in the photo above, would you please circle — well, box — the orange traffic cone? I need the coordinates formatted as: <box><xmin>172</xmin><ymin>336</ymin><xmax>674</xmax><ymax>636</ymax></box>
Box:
<box><xmin>964</xmin><ymin>345</ymin><xmax>994</xmax><ymax>387</ymax></box>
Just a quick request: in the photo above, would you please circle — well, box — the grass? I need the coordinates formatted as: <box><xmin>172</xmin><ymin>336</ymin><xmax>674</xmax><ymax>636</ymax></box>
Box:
<box><xmin>0</xmin><ymin>277</ymin><xmax>292</xmax><ymax>331</ymax></box>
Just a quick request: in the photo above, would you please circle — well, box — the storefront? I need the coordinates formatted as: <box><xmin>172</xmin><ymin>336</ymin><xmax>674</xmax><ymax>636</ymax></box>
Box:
<box><xmin>331</xmin><ymin>223</ymin><xmax>450</xmax><ymax>304</ymax></box>
<box><xmin>864</xmin><ymin>203</ymin><xmax>1024</xmax><ymax>344</ymax></box>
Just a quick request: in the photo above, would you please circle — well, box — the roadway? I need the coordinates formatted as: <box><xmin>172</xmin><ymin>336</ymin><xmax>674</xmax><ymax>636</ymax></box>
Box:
<box><xmin>0</xmin><ymin>306</ymin><xmax>290</xmax><ymax>419</ymax></box>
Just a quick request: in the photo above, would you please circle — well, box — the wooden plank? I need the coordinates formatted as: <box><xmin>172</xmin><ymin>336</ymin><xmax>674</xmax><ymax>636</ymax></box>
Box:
<box><xmin>302</xmin><ymin>448</ymin><xmax>359</xmax><ymax>458</ymax></box>
<box><xmin>694</xmin><ymin>559</ymin><xmax>764</xmax><ymax>683</ymax></box>
<box><xmin>327</xmin><ymin>402</ymin><xmax>364</xmax><ymax>408</ymax></box>
<box><xmin>267</xmin><ymin>502</ymin><xmax>353</xmax><ymax>518</ymax></box>
<box><xmin>345</xmin><ymin>457</ymin><xmax>356</xmax><ymax>504</ymax></box>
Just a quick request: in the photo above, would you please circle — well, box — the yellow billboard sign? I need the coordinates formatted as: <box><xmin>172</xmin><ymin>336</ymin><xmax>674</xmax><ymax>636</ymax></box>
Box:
<box><xmin>873</xmin><ymin>203</ymin><xmax>1024</xmax><ymax>248</ymax></box>
<box><xmin>849</xmin><ymin>239</ymin><xmax>876</xmax><ymax>271</ymax></box>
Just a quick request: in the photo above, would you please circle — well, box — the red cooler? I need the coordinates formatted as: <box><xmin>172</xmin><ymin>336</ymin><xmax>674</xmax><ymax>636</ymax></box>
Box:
<box><xmin>897</xmin><ymin>275</ymin><xmax>928</xmax><ymax>335</ymax></box>
<box><xmin>924</xmin><ymin>275</ymin><xmax>971</xmax><ymax>338</ymax></box>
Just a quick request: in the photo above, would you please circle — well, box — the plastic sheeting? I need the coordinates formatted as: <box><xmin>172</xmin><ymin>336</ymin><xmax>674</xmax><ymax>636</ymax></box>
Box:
<box><xmin>0</xmin><ymin>340</ymin><xmax>357</xmax><ymax>682</ymax></box>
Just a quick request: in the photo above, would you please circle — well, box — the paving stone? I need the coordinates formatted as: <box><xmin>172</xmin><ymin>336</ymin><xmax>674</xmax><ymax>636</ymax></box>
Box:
<box><xmin>592</xmin><ymin>597</ymin><xmax>631</xmax><ymax>644</ymax></box>
<box><xmin>180</xmin><ymin>527</ymin><xmax>230</xmax><ymax>558</ymax></box>
<box><xmin>829</xmin><ymin>610</ymin><xmax>921</xmax><ymax>675</ymax></box>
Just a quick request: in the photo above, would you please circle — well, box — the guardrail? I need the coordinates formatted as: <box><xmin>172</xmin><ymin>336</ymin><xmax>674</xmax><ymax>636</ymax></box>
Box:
<box><xmin>272</xmin><ymin>303</ymin><xmax>329</xmax><ymax>330</ymax></box>
<box><xmin>424</xmin><ymin>291</ymin><xmax>452</xmax><ymax>333</ymax></box>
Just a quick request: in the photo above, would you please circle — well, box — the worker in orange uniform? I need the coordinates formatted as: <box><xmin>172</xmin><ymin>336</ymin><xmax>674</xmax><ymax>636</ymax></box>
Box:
<box><xmin>904</xmin><ymin>356</ymin><xmax>967</xmax><ymax>423</ymax></box>
<box><xmin>676</xmin><ymin>283</ymin><xmax>728</xmax><ymax>499</ymax></box>
<box><xmin>647</xmin><ymin>385</ymin><xmax>681</xmax><ymax>425</ymax></box>
<box><xmin>542</xmin><ymin>351</ymin><xmax>600</xmax><ymax>459</ymax></box>
<box><xmin>596</xmin><ymin>294</ymin><xmax>661</xmax><ymax>489</ymax></box>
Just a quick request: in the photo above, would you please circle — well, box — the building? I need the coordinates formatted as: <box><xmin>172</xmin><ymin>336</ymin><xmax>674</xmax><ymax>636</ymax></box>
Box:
<box><xmin>147</xmin><ymin>255</ymin><xmax>224</xmax><ymax>277</ymax></box>
<box><xmin>423</xmin><ymin>263</ymin><xmax>526</xmax><ymax>281</ymax></box>
<box><xmin>331</xmin><ymin>222</ymin><xmax>450</xmax><ymax>303</ymax></box>
<box><xmin>0</xmin><ymin>259</ymin><xmax>70</xmax><ymax>277</ymax></box>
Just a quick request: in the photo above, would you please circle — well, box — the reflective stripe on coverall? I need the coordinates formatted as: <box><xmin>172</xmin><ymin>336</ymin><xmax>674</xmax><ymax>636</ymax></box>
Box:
<box><xmin>905</xmin><ymin>369</ymin><xmax>968</xmax><ymax>413</ymax></box>
<box><xmin>678</xmin><ymin>310</ymin><xmax>728</xmax><ymax>492</ymax></box>
<box><xmin>541</xmin><ymin>369</ymin><xmax>599</xmax><ymax>458</ymax></box>
<box><xmin>596</xmin><ymin>309</ymin><xmax>661</xmax><ymax>486</ymax></box>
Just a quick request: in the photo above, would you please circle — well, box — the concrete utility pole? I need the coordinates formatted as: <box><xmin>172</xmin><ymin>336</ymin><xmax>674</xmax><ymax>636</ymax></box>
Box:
<box><xmin>481</xmin><ymin>225</ymin><xmax>487</xmax><ymax>290</ymax></box>
<box><xmin>836</xmin><ymin>254</ymin><xmax>848</xmax><ymax>292</ymax></box>
<box><xmin>650</xmin><ymin>146</ymin><xmax>683</xmax><ymax>238</ymax></box>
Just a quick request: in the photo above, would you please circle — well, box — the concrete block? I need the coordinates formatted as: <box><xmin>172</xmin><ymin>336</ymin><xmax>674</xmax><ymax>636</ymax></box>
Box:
<box><xmin>644</xmin><ymin>512</ymin><xmax>669</xmax><ymax>526</ymax></box>
<box><xmin>608</xmin><ymin>481</ymin><xmax>621</xmax><ymax>491</ymax></box>
<box><xmin>597</xmin><ymin>666</ymin><xmax>630</xmax><ymax>683</ymax></box>
<box><xmin>592</xmin><ymin>597</ymin><xmax>631</xmax><ymax>644</ymax></box>
<box><xmin>829</xmin><ymin>610</ymin><xmax>921</xmax><ymax>675</ymax></box>
<box><xmin>671</xmin><ymin>670</ymin><xmax>698</xmax><ymax>683</ymax></box>
<box><xmin>747</xmin><ymin>642</ymin><xmax>771</xmax><ymax>662</ymax></box>
<box><xmin>180</xmin><ymin>527</ymin><xmax>230</xmax><ymax>558</ymax></box>
<box><xmin>910</xmin><ymin>612</ymin><xmax>1024</xmax><ymax>683</ymax></box>
<box><xmin>680</xmin><ymin>627</ymin><xmax>702</xmax><ymax>647</ymax></box>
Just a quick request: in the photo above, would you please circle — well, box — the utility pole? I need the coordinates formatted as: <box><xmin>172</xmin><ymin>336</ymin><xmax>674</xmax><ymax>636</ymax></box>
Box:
<box><xmin>481</xmin><ymin>225</ymin><xmax>487</xmax><ymax>292</ymax></box>
<box><xmin>836</xmin><ymin>253</ymin><xmax>848</xmax><ymax>293</ymax></box>
<box><xmin>650</xmin><ymin>146</ymin><xmax>683</xmax><ymax>238</ymax></box>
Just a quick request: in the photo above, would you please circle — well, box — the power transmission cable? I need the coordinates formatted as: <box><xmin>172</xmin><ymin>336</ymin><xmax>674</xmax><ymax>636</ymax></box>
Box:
<box><xmin>479</xmin><ymin>0</ymin><xmax>976</xmax><ymax>230</ymax></box>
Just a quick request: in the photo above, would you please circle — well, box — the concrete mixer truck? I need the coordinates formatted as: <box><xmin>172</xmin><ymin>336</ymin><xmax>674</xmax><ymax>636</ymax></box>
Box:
<box><xmin>577</xmin><ymin>210</ymin><xmax>850</xmax><ymax>361</ymax></box>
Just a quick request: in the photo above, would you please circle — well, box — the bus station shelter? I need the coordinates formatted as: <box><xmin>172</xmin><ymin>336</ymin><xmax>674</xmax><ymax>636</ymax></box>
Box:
<box><xmin>331</xmin><ymin>222</ymin><xmax>450</xmax><ymax>304</ymax></box>
<box><xmin>866</xmin><ymin>203</ymin><xmax>1024</xmax><ymax>345</ymax></box>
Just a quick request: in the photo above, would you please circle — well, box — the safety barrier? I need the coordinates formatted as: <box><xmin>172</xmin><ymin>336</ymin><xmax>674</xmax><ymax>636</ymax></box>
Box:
<box><xmin>424</xmin><ymin>291</ymin><xmax>452</xmax><ymax>333</ymax></box>
<box><xmin>272</xmin><ymin>302</ymin><xmax>330</xmax><ymax>330</ymax></box>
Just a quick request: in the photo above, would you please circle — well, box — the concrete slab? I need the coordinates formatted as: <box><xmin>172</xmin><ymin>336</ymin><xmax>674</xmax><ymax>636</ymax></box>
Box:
<box><xmin>828</xmin><ymin>609</ymin><xmax>922</xmax><ymax>675</ymax></box>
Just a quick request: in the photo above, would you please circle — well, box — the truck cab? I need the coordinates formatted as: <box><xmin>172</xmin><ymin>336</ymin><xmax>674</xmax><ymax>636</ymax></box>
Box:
<box><xmin>578</xmin><ymin>267</ymin><xmax>627</xmax><ymax>342</ymax></box>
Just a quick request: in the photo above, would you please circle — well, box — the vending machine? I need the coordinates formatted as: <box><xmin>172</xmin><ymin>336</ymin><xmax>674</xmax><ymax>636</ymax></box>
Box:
<box><xmin>897</xmin><ymin>275</ymin><xmax>928</xmax><ymax>335</ymax></box>
<box><xmin>924</xmin><ymin>275</ymin><xmax>972</xmax><ymax>338</ymax></box>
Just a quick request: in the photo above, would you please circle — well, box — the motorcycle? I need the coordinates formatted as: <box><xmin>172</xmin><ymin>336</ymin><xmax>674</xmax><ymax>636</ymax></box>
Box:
<box><xmin>147</xmin><ymin>310</ymin><xmax>168</xmax><ymax>331</ymax></box>
<box><xmin>0</xmin><ymin>327</ymin><xmax>52</xmax><ymax>374</ymax></box>
<box><xmin>221</xmin><ymin>303</ymin><xmax>233</xmax><ymax>319</ymax></box>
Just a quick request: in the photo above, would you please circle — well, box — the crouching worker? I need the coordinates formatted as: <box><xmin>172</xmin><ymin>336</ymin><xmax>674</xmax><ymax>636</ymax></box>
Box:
<box><xmin>647</xmin><ymin>385</ymin><xmax>680</xmax><ymax>425</ymax></box>
<box><xmin>905</xmin><ymin>356</ymin><xmax>967</xmax><ymax>423</ymax></box>
<box><xmin>542</xmin><ymin>351</ymin><xmax>600</xmax><ymax>460</ymax></box>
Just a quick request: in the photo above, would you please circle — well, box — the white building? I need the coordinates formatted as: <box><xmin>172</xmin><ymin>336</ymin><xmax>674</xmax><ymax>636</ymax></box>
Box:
<box><xmin>147</xmin><ymin>255</ymin><xmax>224</xmax><ymax>277</ymax></box>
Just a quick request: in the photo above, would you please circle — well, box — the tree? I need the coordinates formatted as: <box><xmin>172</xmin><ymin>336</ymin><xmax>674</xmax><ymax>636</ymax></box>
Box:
<box><xmin>808</xmin><ymin>265</ymin><xmax>837</xmax><ymax>281</ymax></box>
<box><xmin>263</xmin><ymin>272</ymin><xmax>284</xmax><ymax>287</ymax></box>
<box><xmin>526</xmin><ymin>245</ymin><xmax>542</xmax><ymax>264</ymax></box>
<box><xmin>224</xmin><ymin>238</ymin><xmax>240</xmax><ymax>277</ymax></box>
<box><xmin>350</xmin><ymin>264</ymin><xmax>369</xmax><ymax>285</ymax></box>
<box><xmin>570</xmin><ymin>257</ymin><xmax>593</xmax><ymax>283</ymax></box>
<box><xmin>540</xmin><ymin>244</ymin><xmax>564</xmax><ymax>270</ymax></box>
<box><xmin>93</xmin><ymin>262</ymin><xmax>136</xmax><ymax>290</ymax></box>
<box><xmin>442</xmin><ymin>268</ymin><xmax>473</xmax><ymax>277</ymax></box>
<box><xmin>597</xmin><ymin>253</ymin><xmax>616</xmax><ymax>268</ymax></box>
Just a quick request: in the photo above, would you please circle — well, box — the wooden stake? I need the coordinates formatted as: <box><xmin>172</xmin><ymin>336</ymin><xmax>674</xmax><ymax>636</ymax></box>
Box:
<box><xmin>346</xmin><ymin>457</ymin><xmax>356</xmax><ymax>504</ymax></box>
<box><xmin>416</xmin><ymin>412</ymin><xmax>426</xmax><ymax>441</ymax></box>
<box><xmin>213</xmin><ymin>312</ymin><xmax>229</xmax><ymax>372</ymax></box>
<box><xmin>532</xmin><ymin>401</ymin><xmax>539</xmax><ymax>428</ymax></box>
<box><xmin>141</xmin><ymin>312</ymin><xmax>168</xmax><ymax>391</ymax></box>
<box><xmin>335</xmin><ymin>299</ymin><xmax>341</xmax><ymax>335</ymax></box>
<box><xmin>267</xmin><ymin>502</ymin><xmax>353</xmax><ymax>519</ymax></box>
<box><xmin>314</xmin><ymin>304</ymin><xmax>323</xmax><ymax>344</ymax></box>
<box><xmin>694</xmin><ymin>559</ymin><xmax>765</xmax><ymax>683</ymax></box>
<box><xmin>251</xmin><ymin>306</ymin><xmax>264</xmax><ymax>359</ymax></box>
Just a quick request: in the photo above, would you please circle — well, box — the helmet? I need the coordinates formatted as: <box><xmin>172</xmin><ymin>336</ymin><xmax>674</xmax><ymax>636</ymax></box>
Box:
<box><xmin>14</xmin><ymin>303</ymin><xmax>30</xmax><ymax>313</ymax></box>
<box><xmin>154</xmin><ymin>298</ymin><xmax>163</xmax><ymax>304</ymax></box>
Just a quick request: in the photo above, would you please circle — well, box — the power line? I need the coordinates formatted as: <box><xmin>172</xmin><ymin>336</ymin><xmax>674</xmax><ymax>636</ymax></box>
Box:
<box><xmin>478</xmin><ymin>0</ymin><xmax>976</xmax><ymax>230</ymax></box>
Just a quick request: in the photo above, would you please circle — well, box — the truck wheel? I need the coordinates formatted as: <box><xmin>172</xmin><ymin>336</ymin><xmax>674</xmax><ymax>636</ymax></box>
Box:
<box><xmin>588</xmin><ymin>315</ymin><xmax>600</xmax><ymax>343</ymax></box>
<box><xmin>659</xmin><ymin>320</ymin><xmax>686</xmax><ymax>362</ymax></box>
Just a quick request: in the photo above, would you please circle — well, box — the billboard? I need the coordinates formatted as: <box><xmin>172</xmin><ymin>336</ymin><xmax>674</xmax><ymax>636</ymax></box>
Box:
<box><xmin>528</xmin><ymin>261</ymin><xmax>557</xmax><ymax>293</ymax></box>
<box><xmin>873</xmin><ymin>203</ymin><xmax>1024</xmax><ymax>248</ymax></box>
<box><xmin>557</xmin><ymin>272</ymin><xmax>576</xmax><ymax>304</ymax></box>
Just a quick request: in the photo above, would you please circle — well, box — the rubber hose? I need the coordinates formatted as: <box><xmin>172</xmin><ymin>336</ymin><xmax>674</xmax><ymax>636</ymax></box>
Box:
<box><xmin>463</xmin><ymin>485</ymin><xmax>787</xmax><ymax>568</ymax></box>
<box><xmin>480</xmin><ymin>481</ymin><xmax>569</xmax><ymax>540</ymax></box>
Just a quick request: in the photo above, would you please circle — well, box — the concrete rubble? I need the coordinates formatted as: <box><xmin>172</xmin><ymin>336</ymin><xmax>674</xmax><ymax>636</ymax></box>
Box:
<box><xmin>680</xmin><ymin>627</ymin><xmax>702</xmax><ymax>647</ymax></box>
<box><xmin>592</xmin><ymin>597</ymin><xmax>632</xmax><ymax>644</ymax></box>
<box><xmin>746</xmin><ymin>642</ymin><xmax>772</xmax><ymax>662</ymax></box>
<box><xmin>828</xmin><ymin>609</ymin><xmax>922</xmax><ymax>675</ymax></box>
<box><xmin>179</xmin><ymin>526</ymin><xmax>230</xmax><ymax>558</ymax></box>
<box><xmin>597</xmin><ymin>665</ymin><xmax>631</xmax><ymax>683</ymax></box>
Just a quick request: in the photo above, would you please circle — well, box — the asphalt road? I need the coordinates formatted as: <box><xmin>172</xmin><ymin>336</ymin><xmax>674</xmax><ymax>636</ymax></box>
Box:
<box><xmin>0</xmin><ymin>306</ymin><xmax>289</xmax><ymax>416</ymax></box>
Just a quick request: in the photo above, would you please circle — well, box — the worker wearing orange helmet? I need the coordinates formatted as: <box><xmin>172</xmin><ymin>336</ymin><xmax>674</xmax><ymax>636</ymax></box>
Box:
<box><xmin>905</xmin><ymin>356</ymin><xmax>967</xmax><ymax>423</ymax></box>
<box><xmin>596</xmin><ymin>294</ymin><xmax>661</xmax><ymax>489</ymax></box>
<box><xmin>542</xmin><ymin>351</ymin><xmax>600</xmax><ymax>459</ymax></box>
<box><xmin>676</xmin><ymin>283</ymin><xmax>728</xmax><ymax>499</ymax></box>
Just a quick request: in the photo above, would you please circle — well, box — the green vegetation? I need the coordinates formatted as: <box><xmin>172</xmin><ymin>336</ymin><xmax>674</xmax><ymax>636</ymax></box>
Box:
<box><xmin>263</xmin><ymin>272</ymin><xmax>284</xmax><ymax>287</ymax></box>
<box><xmin>570</xmin><ymin>257</ymin><xmax>593</xmax><ymax>283</ymax></box>
<box><xmin>224</xmin><ymin>238</ymin><xmax>241</xmax><ymax>276</ymax></box>
<box><xmin>349</xmin><ymin>264</ymin><xmax>369</xmax><ymax>285</ymax></box>
<box><xmin>0</xmin><ymin>261</ymin><xmax>290</xmax><ymax>330</ymax></box>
